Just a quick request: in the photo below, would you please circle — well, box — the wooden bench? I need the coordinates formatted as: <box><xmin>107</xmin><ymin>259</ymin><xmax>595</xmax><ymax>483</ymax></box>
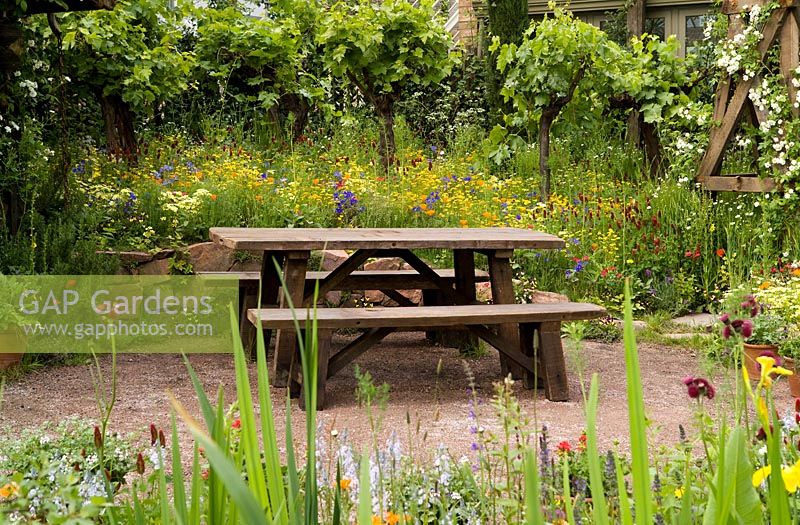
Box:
<box><xmin>247</xmin><ymin>302</ymin><xmax>606</xmax><ymax>409</ymax></box>
<box><xmin>199</xmin><ymin>269</ymin><xmax>490</xmax><ymax>348</ymax></box>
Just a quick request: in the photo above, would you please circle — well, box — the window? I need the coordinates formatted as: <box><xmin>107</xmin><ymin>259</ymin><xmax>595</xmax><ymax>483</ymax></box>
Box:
<box><xmin>645</xmin><ymin>17</ymin><xmax>665</xmax><ymax>40</ymax></box>
<box><xmin>684</xmin><ymin>15</ymin><xmax>708</xmax><ymax>53</ymax></box>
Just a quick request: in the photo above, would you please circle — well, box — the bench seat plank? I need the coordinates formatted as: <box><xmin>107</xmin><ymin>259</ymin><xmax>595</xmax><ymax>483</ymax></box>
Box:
<box><xmin>247</xmin><ymin>303</ymin><xmax>605</xmax><ymax>330</ymax></box>
<box><xmin>199</xmin><ymin>269</ymin><xmax>490</xmax><ymax>290</ymax></box>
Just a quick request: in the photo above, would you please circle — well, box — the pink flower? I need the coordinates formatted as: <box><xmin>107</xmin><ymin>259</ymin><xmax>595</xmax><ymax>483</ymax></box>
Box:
<box><xmin>722</xmin><ymin>325</ymin><xmax>732</xmax><ymax>339</ymax></box>
<box><xmin>741</xmin><ymin>319</ymin><xmax>753</xmax><ymax>338</ymax></box>
<box><xmin>720</xmin><ymin>313</ymin><xmax>730</xmax><ymax>324</ymax></box>
<box><xmin>683</xmin><ymin>376</ymin><xmax>715</xmax><ymax>400</ymax></box>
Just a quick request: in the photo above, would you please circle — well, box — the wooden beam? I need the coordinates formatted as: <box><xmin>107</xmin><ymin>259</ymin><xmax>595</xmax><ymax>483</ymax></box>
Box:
<box><xmin>782</xmin><ymin>7</ymin><xmax>800</xmax><ymax>117</ymax></box>
<box><xmin>697</xmin><ymin>174</ymin><xmax>779</xmax><ymax>192</ymax></box>
<box><xmin>697</xmin><ymin>8</ymin><xmax>789</xmax><ymax>180</ymax></box>
<box><xmin>303</xmin><ymin>249</ymin><xmax>376</xmax><ymax>305</ymax></box>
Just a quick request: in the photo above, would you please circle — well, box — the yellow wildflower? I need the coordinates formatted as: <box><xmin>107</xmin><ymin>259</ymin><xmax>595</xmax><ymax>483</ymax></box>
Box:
<box><xmin>753</xmin><ymin>465</ymin><xmax>772</xmax><ymax>487</ymax></box>
<box><xmin>674</xmin><ymin>487</ymin><xmax>684</xmax><ymax>498</ymax></box>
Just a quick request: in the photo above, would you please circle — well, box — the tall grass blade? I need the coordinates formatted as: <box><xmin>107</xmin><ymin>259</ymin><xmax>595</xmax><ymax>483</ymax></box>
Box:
<box><xmin>156</xmin><ymin>444</ymin><xmax>171</xmax><ymax>525</ymax></box>
<box><xmin>170</xmin><ymin>412</ymin><xmax>188</xmax><ymax>525</ymax></box>
<box><xmin>189</xmin><ymin>443</ymin><xmax>201</xmax><ymax>524</ymax></box>
<box><xmin>285</xmin><ymin>394</ymin><xmax>303</xmax><ymax>524</ymax></box>
<box><xmin>358</xmin><ymin>451</ymin><xmax>372</xmax><ymax>525</ymax></box>
<box><xmin>623</xmin><ymin>279</ymin><xmax>652</xmax><ymax>524</ymax></box>
<box><xmin>767</xmin><ymin>406</ymin><xmax>791</xmax><ymax>522</ymax></box>
<box><xmin>182</xmin><ymin>354</ymin><xmax>217</xmax><ymax>431</ymax></box>
<box><xmin>171</xmin><ymin>394</ymin><xmax>269</xmax><ymax>525</ymax></box>
<box><xmin>584</xmin><ymin>373</ymin><xmax>609</xmax><ymax>524</ymax></box>
<box><xmin>702</xmin><ymin>425</ymin><xmax>759</xmax><ymax>525</ymax></box>
<box><xmin>229</xmin><ymin>306</ymin><xmax>270</xmax><ymax>510</ymax></box>
<box><xmin>614</xmin><ymin>453</ymin><xmax>633</xmax><ymax>525</ymax></box>
<box><xmin>562</xmin><ymin>454</ymin><xmax>575</xmax><ymax>525</ymax></box>
<box><xmin>254</xmin><ymin>298</ymin><xmax>289</xmax><ymax>525</ymax></box>
<box><xmin>524</xmin><ymin>448</ymin><xmax>545</xmax><ymax>525</ymax></box>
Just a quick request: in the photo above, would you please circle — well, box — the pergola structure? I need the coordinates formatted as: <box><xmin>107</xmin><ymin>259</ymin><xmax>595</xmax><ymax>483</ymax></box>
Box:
<box><xmin>696</xmin><ymin>0</ymin><xmax>799</xmax><ymax>192</ymax></box>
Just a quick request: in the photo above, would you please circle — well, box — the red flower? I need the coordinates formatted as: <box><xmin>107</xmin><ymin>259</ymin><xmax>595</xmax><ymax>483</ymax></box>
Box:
<box><xmin>683</xmin><ymin>376</ymin><xmax>715</xmax><ymax>400</ymax></box>
<box><xmin>716</xmin><ymin>248</ymin><xmax>726</xmax><ymax>257</ymax></box>
<box><xmin>232</xmin><ymin>419</ymin><xmax>241</xmax><ymax>430</ymax></box>
<box><xmin>557</xmin><ymin>441</ymin><xmax>572</xmax><ymax>453</ymax></box>
<box><xmin>578</xmin><ymin>433</ymin><xmax>587</xmax><ymax>451</ymax></box>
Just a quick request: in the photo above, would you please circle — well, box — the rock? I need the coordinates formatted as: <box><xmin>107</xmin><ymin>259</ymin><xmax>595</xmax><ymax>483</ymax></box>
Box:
<box><xmin>530</xmin><ymin>291</ymin><xmax>570</xmax><ymax>304</ymax></box>
<box><xmin>613</xmin><ymin>319</ymin><xmax>647</xmax><ymax>330</ymax></box>
<box><xmin>320</xmin><ymin>250</ymin><xmax>350</xmax><ymax>271</ymax></box>
<box><xmin>364</xmin><ymin>257</ymin><xmax>405</xmax><ymax>271</ymax></box>
<box><xmin>672</xmin><ymin>313</ymin><xmax>716</xmax><ymax>329</ymax></box>
<box><xmin>364</xmin><ymin>290</ymin><xmax>385</xmax><ymax>305</ymax></box>
<box><xmin>96</xmin><ymin>250</ymin><xmax>155</xmax><ymax>264</ymax></box>
<box><xmin>381</xmin><ymin>290</ymin><xmax>422</xmax><ymax>307</ymax></box>
<box><xmin>187</xmin><ymin>242</ymin><xmax>235</xmax><ymax>272</ymax></box>
<box><xmin>138</xmin><ymin>258</ymin><xmax>170</xmax><ymax>275</ymax></box>
<box><xmin>324</xmin><ymin>291</ymin><xmax>343</xmax><ymax>306</ymax></box>
<box><xmin>230</xmin><ymin>258</ymin><xmax>263</xmax><ymax>272</ymax></box>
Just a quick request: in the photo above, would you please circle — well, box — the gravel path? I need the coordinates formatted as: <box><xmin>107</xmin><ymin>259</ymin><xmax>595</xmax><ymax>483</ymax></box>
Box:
<box><xmin>0</xmin><ymin>332</ymin><xmax>785</xmax><ymax>459</ymax></box>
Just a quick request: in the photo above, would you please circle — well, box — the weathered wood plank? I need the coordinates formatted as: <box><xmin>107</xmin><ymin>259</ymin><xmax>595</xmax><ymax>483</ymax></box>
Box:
<box><xmin>200</xmin><ymin>269</ymin><xmax>491</xmax><ymax>291</ymax></box>
<box><xmin>782</xmin><ymin>8</ymin><xmax>800</xmax><ymax>116</ymax></box>
<box><xmin>394</xmin><ymin>249</ymin><xmax>462</xmax><ymax>304</ymax></box>
<box><xmin>440</xmin><ymin>249</ymin><xmax>480</xmax><ymax>349</ymax></box>
<box><xmin>466</xmin><ymin>324</ymin><xmax>536</xmax><ymax>375</ymax></box>
<box><xmin>488</xmin><ymin>250</ymin><xmax>525</xmax><ymax>380</ymax></box>
<box><xmin>536</xmin><ymin>321</ymin><xmax>570</xmax><ymax>401</ymax></box>
<box><xmin>696</xmin><ymin>174</ymin><xmax>779</xmax><ymax>192</ymax></box>
<box><xmin>697</xmin><ymin>8</ymin><xmax>788</xmax><ymax>180</ymax></box>
<box><xmin>247</xmin><ymin>303</ymin><xmax>606</xmax><ymax>330</ymax></box>
<box><xmin>210</xmin><ymin>227</ymin><xmax>565</xmax><ymax>251</ymax></box>
<box><xmin>300</xmin><ymin>329</ymin><xmax>332</xmax><ymax>411</ymax></box>
<box><xmin>272</xmin><ymin>252</ymin><xmax>310</xmax><ymax>387</ymax></box>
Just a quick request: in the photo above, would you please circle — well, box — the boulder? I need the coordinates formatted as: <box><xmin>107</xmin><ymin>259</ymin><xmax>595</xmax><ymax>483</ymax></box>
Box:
<box><xmin>138</xmin><ymin>258</ymin><xmax>170</xmax><ymax>275</ymax></box>
<box><xmin>187</xmin><ymin>242</ymin><xmax>235</xmax><ymax>272</ymax></box>
<box><xmin>382</xmin><ymin>289</ymin><xmax>422</xmax><ymax>307</ymax></box>
<box><xmin>530</xmin><ymin>291</ymin><xmax>570</xmax><ymax>304</ymax></box>
<box><xmin>320</xmin><ymin>250</ymin><xmax>350</xmax><ymax>271</ymax></box>
<box><xmin>364</xmin><ymin>257</ymin><xmax>405</xmax><ymax>271</ymax></box>
<box><xmin>230</xmin><ymin>258</ymin><xmax>263</xmax><ymax>272</ymax></box>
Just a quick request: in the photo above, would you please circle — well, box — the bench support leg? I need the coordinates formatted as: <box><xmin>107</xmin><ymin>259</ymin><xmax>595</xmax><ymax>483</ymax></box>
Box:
<box><xmin>300</xmin><ymin>329</ymin><xmax>332</xmax><ymax>411</ymax></box>
<box><xmin>273</xmin><ymin>251</ymin><xmax>310</xmax><ymax>387</ymax></box>
<box><xmin>421</xmin><ymin>289</ymin><xmax>442</xmax><ymax>341</ymax></box>
<box><xmin>488</xmin><ymin>251</ymin><xmax>524</xmax><ymax>380</ymax></box>
<box><xmin>537</xmin><ymin>322</ymin><xmax>569</xmax><ymax>401</ymax></box>
<box><xmin>439</xmin><ymin>249</ymin><xmax>480</xmax><ymax>352</ymax></box>
<box><xmin>520</xmin><ymin>323</ymin><xmax>542</xmax><ymax>390</ymax></box>
<box><xmin>241</xmin><ymin>252</ymin><xmax>283</xmax><ymax>357</ymax></box>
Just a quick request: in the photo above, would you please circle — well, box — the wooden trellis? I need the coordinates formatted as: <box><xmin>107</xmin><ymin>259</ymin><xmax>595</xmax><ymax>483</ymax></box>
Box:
<box><xmin>696</xmin><ymin>0</ymin><xmax>800</xmax><ymax>192</ymax></box>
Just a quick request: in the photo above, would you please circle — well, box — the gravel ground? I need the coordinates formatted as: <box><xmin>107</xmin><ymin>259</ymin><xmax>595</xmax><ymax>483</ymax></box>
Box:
<box><xmin>0</xmin><ymin>332</ymin><xmax>787</xmax><ymax>460</ymax></box>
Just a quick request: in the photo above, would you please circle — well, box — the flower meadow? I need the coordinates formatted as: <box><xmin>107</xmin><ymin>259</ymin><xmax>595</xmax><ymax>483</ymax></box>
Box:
<box><xmin>60</xmin><ymin>120</ymin><xmax>796</xmax><ymax>322</ymax></box>
<box><xmin>3</xmin><ymin>289</ymin><xmax>800</xmax><ymax>523</ymax></box>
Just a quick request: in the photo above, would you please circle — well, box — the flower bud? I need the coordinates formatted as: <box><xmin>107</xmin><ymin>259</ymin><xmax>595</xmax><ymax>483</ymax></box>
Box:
<box><xmin>150</xmin><ymin>424</ymin><xmax>158</xmax><ymax>446</ymax></box>
<box><xmin>741</xmin><ymin>319</ymin><xmax>753</xmax><ymax>338</ymax></box>
<box><xmin>136</xmin><ymin>453</ymin><xmax>145</xmax><ymax>475</ymax></box>
<box><xmin>94</xmin><ymin>426</ymin><xmax>103</xmax><ymax>450</ymax></box>
<box><xmin>722</xmin><ymin>325</ymin><xmax>732</xmax><ymax>339</ymax></box>
<box><xmin>158</xmin><ymin>429</ymin><xmax>166</xmax><ymax>448</ymax></box>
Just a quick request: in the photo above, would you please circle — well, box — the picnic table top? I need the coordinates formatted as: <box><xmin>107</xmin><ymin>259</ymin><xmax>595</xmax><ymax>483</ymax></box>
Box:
<box><xmin>210</xmin><ymin>227</ymin><xmax>565</xmax><ymax>251</ymax></box>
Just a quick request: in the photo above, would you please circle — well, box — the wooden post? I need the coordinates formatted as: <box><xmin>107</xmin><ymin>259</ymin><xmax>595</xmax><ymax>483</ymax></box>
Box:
<box><xmin>272</xmin><ymin>250</ymin><xmax>310</xmax><ymax>388</ymax></box>
<box><xmin>439</xmin><ymin>249</ymin><xmax>480</xmax><ymax>350</ymax></box>
<box><xmin>537</xmin><ymin>322</ymin><xmax>569</xmax><ymax>401</ymax></box>
<box><xmin>782</xmin><ymin>7</ymin><xmax>800</xmax><ymax>117</ymax></box>
<box><xmin>299</xmin><ymin>329</ymin><xmax>332</xmax><ymax>411</ymax></box>
<box><xmin>488</xmin><ymin>249</ymin><xmax>524</xmax><ymax>379</ymax></box>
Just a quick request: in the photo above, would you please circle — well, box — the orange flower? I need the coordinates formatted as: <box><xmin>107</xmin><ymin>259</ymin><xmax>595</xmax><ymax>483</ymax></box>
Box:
<box><xmin>0</xmin><ymin>482</ymin><xmax>19</xmax><ymax>500</ymax></box>
<box><xmin>793</xmin><ymin>268</ymin><xmax>800</xmax><ymax>277</ymax></box>
<box><xmin>759</xmin><ymin>281</ymin><xmax>772</xmax><ymax>290</ymax></box>
<box><xmin>459</xmin><ymin>219</ymin><xmax>468</xmax><ymax>227</ymax></box>
<box><xmin>372</xmin><ymin>516</ymin><xmax>382</xmax><ymax>525</ymax></box>
<box><xmin>425</xmin><ymin>210</ymin><xmax>435</xmax><ymax>216</ymax></box>
<box><xmin>385</xmin><ymin>512</ymin><xmax>401</xmax><ymax>525</ymax></box>
<box><xmin>339</xmin><ymin>478</ymin><xmax>351</xmax><ymax>491</ymax></box>
<box><xmin>210</xmin><ymin>194</ymin><xmax>218</xmax><ymax>201</ymax></box>
<box><xmin>716</xmin><ymin>248</ymin><xmax>726</xmax><ymax>258</ymax></box>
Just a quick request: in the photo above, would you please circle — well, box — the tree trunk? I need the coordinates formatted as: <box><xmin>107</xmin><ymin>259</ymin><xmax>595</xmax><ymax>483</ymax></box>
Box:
<box><xmin>538</xmin><ymin>109</ymin><xmax>555</xmax><ymax>201</ymax></box>
<box><xmin>283</xmin><ymin>93</ymin><xmax>310</xmax><ymax>141</ymax></box>
<box><xmin>99</xmin><ymin>93</ymin><xmax>138</xmax><ymax>158</ymax></box>
<box><xmin>641</xmin><ymin>119</ymin><xmax>664</xmax><ymax>177</ymax></box>
<box><xmin>626</xmin><ymin>0</ymin><xmax>646</xmax><ymax>144</ymax></box>
<box><xmin>0</xmin><ymin>189</ymin><xmax>22</xmax><ymax>236</ymax></box>
<box><xmin>376</xmin><ymin>97</ymin><xmax>396</xmax><ymax>170</ymax></box>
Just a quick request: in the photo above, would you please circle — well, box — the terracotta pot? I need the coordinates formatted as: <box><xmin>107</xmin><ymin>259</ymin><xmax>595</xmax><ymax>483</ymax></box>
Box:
<box><xmin>743</xmin><ymin>343</ymin><xmax>780</xmax><ymax>377</ymax></box>
<box><xmin>0</xmin><ymin>328</ymin><xmax>26</xmax><ymax>370</ymax></box>
<box><xmin>786</xmin><ymin>357</ymin><xmax>800</xmax><ymax>398</ymax></box>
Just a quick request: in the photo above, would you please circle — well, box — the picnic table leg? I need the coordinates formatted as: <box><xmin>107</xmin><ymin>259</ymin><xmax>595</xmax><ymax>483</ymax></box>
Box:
<box><xmin>537</xmin><ymin>321</ymin><xmax>569</xmax><ymax>401</ymax></box>
<box><xmin>487</xmin><ymin>249</ymin><xmax>525</xmax><ymax>380</ymax></box>
<box><xmin>438</xmin><ymin>249</ymin><xmax>480</xmax><ymax>351</ymax></box>
<box><xmin>299</xmin><ymin>329</ymin><xmax>332</xmax><ymax>411</ymax></box>
<box><xmin>241</xmin><ymin>251</ymin><xmax>284</xmax><ymax>357</ymax></box>
<box><xmin>272</xmin><ymin>250</ymin><xmax>310</xmax><ymax>387</ymax></box>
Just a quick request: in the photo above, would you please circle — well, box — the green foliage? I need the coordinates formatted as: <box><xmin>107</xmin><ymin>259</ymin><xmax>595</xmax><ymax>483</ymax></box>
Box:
<box><xmin>59</xmin><ymin>0</ymin><xmax>194</xmax><ymax>111</ymax></box>
<box><xmin>192</xmin><ymin>6</ymin><xmax>304</xmax><ymax>112</ymax></box>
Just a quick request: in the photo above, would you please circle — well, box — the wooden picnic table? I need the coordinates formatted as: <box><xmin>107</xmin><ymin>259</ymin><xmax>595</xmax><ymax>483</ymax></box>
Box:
<box><xmin>209</xmin><ymin>227</ymin><xmax>565</xmax><ymax>387</ymax></box>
